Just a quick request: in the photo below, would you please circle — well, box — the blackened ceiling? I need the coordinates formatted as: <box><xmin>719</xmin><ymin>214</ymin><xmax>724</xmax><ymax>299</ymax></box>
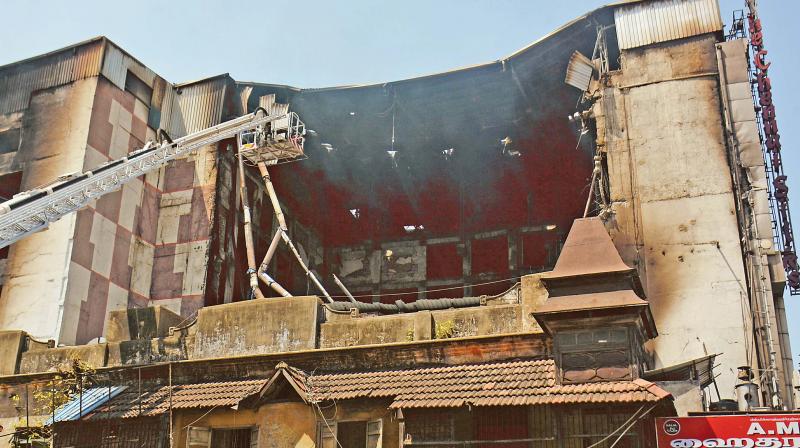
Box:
<box><xmin>237</xmin><ymin>8</ymin><xmax>616</xmax><ymax>246</ymax></box>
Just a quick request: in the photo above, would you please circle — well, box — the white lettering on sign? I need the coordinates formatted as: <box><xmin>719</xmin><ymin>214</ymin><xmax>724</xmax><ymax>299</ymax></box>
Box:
<box><xmin>777</xmin><ymin>421</ymin><xmax>800</xmax><ymax>435</ymax></box>
<box><xmin>669</xmin><ymin>437</ymin><xmax>800</xmax><ymax>447</ymax></box>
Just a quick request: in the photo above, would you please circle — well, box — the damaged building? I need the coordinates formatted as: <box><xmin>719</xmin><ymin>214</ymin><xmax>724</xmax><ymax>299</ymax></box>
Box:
<box><xmin>0</xmin><ymin>0</ymin><xmax>797</xmax><ymax>446</ymax></box>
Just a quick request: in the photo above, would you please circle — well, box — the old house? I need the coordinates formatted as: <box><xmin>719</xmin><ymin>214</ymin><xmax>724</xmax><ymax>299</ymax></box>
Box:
<box><xmin>36</xmin><ymin>218</ymin><xmax>674</xmax><ymax>447</ymax></box>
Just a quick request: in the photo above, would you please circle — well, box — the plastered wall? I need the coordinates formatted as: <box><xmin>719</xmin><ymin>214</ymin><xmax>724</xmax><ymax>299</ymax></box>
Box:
<box><xmin>599</xmin><ymin>34</ymin><xmax>756</xmax><ymax>397</ymax></box>
<box><xmin>0</xmin><ymin>78</ymin><xmax>97</xmax><ymax>343</ymax></box>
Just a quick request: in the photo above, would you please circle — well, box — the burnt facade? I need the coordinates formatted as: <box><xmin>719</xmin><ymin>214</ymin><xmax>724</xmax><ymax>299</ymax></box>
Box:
<box><xmin>0</xmin><ymin>0</ymin><xmax>798</xmax><ymax>446</ymax></box>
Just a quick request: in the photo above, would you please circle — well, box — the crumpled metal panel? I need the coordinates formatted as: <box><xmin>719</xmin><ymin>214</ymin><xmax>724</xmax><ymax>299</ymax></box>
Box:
<box><xmin>0</xmin><ymin>39</ymin><xmax>103</xmax><ymax>114</ymax></box>
<box><xmin>164</xmin><ymin>77</ymin><xmax>228</xmax><ymax>137</ymax></box>
<box><xmin>565</xmin><ymin>51</ymin><xmax>593</xmax><ymax>91</ymax></box>
<box><xmin>614</xmin><ymin>0</ymin><xmax>723</xmax><ymax>50</ymax></box>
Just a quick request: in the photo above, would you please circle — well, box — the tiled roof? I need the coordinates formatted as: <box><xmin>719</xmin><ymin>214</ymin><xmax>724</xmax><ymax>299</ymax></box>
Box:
<box><xmin>542</xmin><ymin>218</ymin><xmax>634</xmax><ymax>280</ymax></box>
<box><xmin>305</xmin><ymin>359</ymin><xmax>671</xmax><ymax>409</ymax></box>
<box><xmin>77</xmin><ymin>360</ymin><xmax>670</xmax><ymax>419</ymax></box>
<box><xmin>535</xmin><ymin>290</ymin><xmax>648</xmax><ymax>314</ymax></box>
<box><xmin>85</xmin><ymin>379</ymin><xmax>266</xmax><ymax>420</ymax></box>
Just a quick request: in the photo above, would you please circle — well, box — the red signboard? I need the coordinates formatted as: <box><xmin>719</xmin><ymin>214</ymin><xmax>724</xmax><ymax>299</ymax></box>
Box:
<box><xmin>656</xmin><ymin>415</ymin><xmax>800</xmax><ymax>447</ymax></box>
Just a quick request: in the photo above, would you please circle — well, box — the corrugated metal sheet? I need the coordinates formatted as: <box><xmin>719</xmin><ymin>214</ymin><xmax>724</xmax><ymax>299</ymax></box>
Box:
<box><xmin>100</xmin><ymin>42</ymin><xmax>157</xmax><ymax>90</ymax></box>
<box><xmin>614</xmin><ymin>0</ymin><xmax>723</xmax><ymax>50</ymax></box>
<box><xmin>159</xmin><ymin>85</ymin><xmax>177</xmax><ymax>133</ymax></box>
<box><xmin>46</xmin><ymin>386</ymin><xmax>126</xmax><ymax>424</ymax></box>
<box><xmin>0</xmin><ymin>38</ymin><xmax>162</xmax><ymax>116</ymax></box>
<box><xmin>565</xmin><ymin>50</ymin><xmax>594</xmax><ymax>91</ymax></box>
<box><xmin>83</xmin><ymin>380</ymin><xmax>266</xmax><ymax>420</ymax></box>
<box><xmin>0</xmin><ymin>39</ymin><xmax>104</xmax><ymax>114</ymax></box>
<box><xmin>164</xmin><ymin>77</ymin><xmax>228</xmax><ymax>137</ymax></box>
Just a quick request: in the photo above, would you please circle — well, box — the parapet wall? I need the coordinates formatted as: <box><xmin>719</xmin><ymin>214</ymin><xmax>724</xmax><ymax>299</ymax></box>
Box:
<box><xmin>0</xmin><ymin>274</ymin><xmax>548</xmax><ymax>375</ymax></box>
<box><xmin>188</xmin><ymin>296</ymin><xmax>320</xmax><ymax>359</ymax></box>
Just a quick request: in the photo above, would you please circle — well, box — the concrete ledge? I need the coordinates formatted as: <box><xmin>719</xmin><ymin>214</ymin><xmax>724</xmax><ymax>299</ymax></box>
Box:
<box><xmin>431</xmin><ymin>304</ymin><xmax>522</xmax><ymax>339</ymax></box>
<box><xmin>106</xmin><ymin>306</ymin><xmax>184</xmax><ymax>343</ymax></box>
<box><xmin>107</xmin><ymin>334</ymin><xmax>186</xmax><ymax>367</ymax></box>
<box><xmin>188</xmin><ymin>296</ymin><xmax>320</xmax><ymax>360</ymax></box>
<box><xmin>320</xmin><ymin>311</ymin><xmax>432</xmax><ymax>348</ymax></box>
<box><xmin>0</xmin><ymin>331</ymin><xmax>26</xmax><ymax>375</ymax></box>
<box><xmin>521</xmin><ymin>274</ymin><xmax>548</xmax><ymax>333</ymax></box>
<box><xmin>19</xmin><ymin>344</ymin><xmax>107</xmax><ymax>374</ymax></box>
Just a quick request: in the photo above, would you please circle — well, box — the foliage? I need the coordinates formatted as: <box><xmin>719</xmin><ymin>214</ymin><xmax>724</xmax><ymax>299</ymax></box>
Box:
<box><xmin>9</xmin><ymin>357</ymin><xmax>96</xmax><ymax>445</ymax></box>
<box><xmin>434</xmin><ymin>320</ymin><xmax>456</xmax><ymax>339</ymax></box>
<box><xmin>34</xmin><ymin>358</ymin><xmax>97</xmax><ymax>416</ymax></box>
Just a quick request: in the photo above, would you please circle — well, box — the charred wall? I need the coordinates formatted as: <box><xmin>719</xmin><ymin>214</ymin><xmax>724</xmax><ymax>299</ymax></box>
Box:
<box><xmin>234</xmin><ymin>10</ymin><xmax>609</xmax><ymax>302</ymax></box>
<box><xmin>3</xmin><ymin>5</ymin><xmax>742</xmax><ymax>357</ymax></box>
<box><xmin>598</xmin><ymin>33</ymin><xmax>758</xmax><ymax>400</ymax></box>
<box><xmin>0</xmin><ymin>78</ymin><xmax>97</xmax><ymax>343</ymax></box>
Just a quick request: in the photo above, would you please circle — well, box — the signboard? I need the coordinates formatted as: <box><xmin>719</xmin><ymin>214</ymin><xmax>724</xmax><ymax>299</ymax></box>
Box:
<box><xmin>745</xmin><ymin>3</ymin><xmax>800</xmax><ymax>293</ymax></box>
<box><xmin>656</xmin><ymin>415</ymin><xmax>800</xmax><ymax>447</ymax></box>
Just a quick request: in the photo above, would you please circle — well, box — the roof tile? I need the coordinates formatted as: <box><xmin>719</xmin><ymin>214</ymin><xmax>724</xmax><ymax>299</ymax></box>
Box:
<box><xmin>306</xmin><ymin>359</ymin><xmax>671</xmax><ymax>409</ymax></box>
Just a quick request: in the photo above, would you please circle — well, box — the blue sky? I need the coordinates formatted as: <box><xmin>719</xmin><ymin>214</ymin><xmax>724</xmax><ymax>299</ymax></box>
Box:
<box><xmin>2</xmin><ymin>0</ymin><xmax>799</xmax><ymax>361</ymax></box>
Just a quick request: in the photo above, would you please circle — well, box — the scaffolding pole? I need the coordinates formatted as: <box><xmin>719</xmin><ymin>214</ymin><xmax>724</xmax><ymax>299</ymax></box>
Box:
<box><xmin>256</xmin><ymin>162</ymin><xmax>333</xmax><ymax>303</ymax></box>
<box><xmin>237</xmin><ymin>153</ymin><xmax>264</xmax><ymax>299</ymax></box>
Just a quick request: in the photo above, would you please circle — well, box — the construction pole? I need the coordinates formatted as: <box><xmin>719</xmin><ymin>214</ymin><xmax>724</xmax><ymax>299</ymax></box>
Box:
<box><xmin>280</xmin><ymin>230</ymin><xmax>334</xmax><ymax>303</ymax></box>
<box><xmin>258</xmin><ymin>229</ymin><xmax>282</xmax><ymax>277</ymax></box>
<box><xmin>258</xmin><ymin>271</ymin><xmax>292</xmax><ymax>297</ymax></box>
<box><xmin>257</xmin><ymin>162</ymin><xmax>287</xmax><ymax>230</ymax></box>
<box><xmin>237</xmin><ymin>153</ymin><xmax>264</xmax><ymax>299</ymax></box>
<box><xmin>333</xmin><ymin>274</ymin><xmax>358</xmax><ymax>304</ymax></box>
<box><xmin>256</xmin><ymin>161</ymin><xmax>333</xmax><ymax>302</ymax></box>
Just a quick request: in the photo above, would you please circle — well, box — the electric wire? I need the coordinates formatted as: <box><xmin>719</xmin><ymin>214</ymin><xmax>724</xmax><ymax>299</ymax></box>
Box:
<box><xmin>608</xmin><ymin>404</ymin><xmax>658</xmax><ymax>448</ymax></box>
<box><xmin>585</xmin><ymin>403</ymin><xmax>656</xmax><ymax>448</ymax></box>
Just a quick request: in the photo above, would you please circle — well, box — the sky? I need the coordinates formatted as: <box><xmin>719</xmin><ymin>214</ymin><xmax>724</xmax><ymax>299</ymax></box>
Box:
<box><xmin>1</xmin><ymin>1</ymin><xmax>799</xmax><ymax>362</ymax></box>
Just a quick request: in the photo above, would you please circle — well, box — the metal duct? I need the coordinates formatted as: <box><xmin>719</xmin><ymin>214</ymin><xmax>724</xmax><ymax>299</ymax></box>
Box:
<box><xmin>325</xmin><ymin>297</ymin><xmax>483</xmax><ymax>314</ymax></box>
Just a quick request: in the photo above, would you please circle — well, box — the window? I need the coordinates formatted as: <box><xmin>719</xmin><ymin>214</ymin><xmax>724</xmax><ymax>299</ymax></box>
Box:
<box><xmin>367</xmin><ymin>420</ymin><xmax>382</xmax><ymax>448</ymax></box>
<box><xmin>338</xmin><ymin>422</ymin><xmax>366</xmax><ymax>448</ymax></box>
<box><xmin>405</xmin><ymin>410</ymin><xmax>456</xmax><ymax>447</ymax></box>
<box><xmin>124</xmin><ymin>70</ymin><xmax>152</xmax><ymax>107</ymax></box>
<box><xmin>473</xmin><ymin>407</ymin><xmax>530</xmax><ymax>448</ymax></box>
<box><xmin>187</xmin><ymin>427</ymin><xmax>210</xmax><ymax>448</ymax></box>
<box><xmin>558</xmin><ymin>407</ymin><xmax>641</xmax><ymax>448</ymax></box>
<box><xmin>0</xmin><ymin>128</ymin><xmax>20</xmax><ymax>154</ymax></box>
<box><xmin>318</xmin><ymin>419</ymin><xmax>382</xmax><ymax>448</ymax></box>
<box><xmin>0</xmin><ymin>171</ymin><xmax>22</xmax><ymax>260</ymax></box>
<box><xmin>187</xmin><ymin>426</ymin><xmax>258</xmax><ymax>448</ymax></box>
<box><xmin>318</xmin><ymin>421</ymin><xmax>337</xmax><ymax>448</ymax></box>
<box><xmin>556</xmin><ymin>327</ymin><xmax>632</xmax><ymax>384</ymax></box>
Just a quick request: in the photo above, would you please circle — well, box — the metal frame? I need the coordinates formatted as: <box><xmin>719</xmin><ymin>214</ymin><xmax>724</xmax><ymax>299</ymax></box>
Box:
<box><xmin>0</xmin><ymin>110</ymin><xmax>298</xmax><ymax>249</ymax></box>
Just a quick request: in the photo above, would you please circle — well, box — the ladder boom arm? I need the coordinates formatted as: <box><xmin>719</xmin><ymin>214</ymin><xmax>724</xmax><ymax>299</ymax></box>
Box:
<box><xmin>0</xmin><ymin>110</ymin><xmax>299</xmax><ymax>249</ymax></box>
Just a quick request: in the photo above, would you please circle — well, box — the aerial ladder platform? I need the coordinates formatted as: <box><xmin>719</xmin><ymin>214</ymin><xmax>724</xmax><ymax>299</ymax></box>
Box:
<box><xmin>0</xmin><ymin>99</ymin><xmax>334</xmax><ymax>302</ymax></box>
